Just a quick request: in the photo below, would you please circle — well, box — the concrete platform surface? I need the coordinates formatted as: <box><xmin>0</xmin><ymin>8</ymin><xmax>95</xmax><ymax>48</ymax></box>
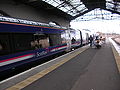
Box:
<box><xmin>18</xmin><ymin>42</ymin><xmax>120</xmax><ymax>89</ymax></box>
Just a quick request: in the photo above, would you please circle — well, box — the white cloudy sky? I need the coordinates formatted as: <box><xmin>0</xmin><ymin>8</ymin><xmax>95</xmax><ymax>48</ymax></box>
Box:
<box><xmin>70</xmin><ymin>20</ymin><xmax>120</xmax><ymax>34</ymax></box>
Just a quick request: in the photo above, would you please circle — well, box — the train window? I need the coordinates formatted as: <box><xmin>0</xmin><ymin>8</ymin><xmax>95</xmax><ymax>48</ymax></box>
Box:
<box><xmin>70</xmin><ymin>30</ymin><xmax>76</xmax><ymax>43</ymax></box>
<box><xmin>13</xmin><ymin>33</ymin><xmax>50</xmax><ymax>51</ymax></box>
<box><xmin>61</xmin><ymin>30</ymin><xmax>71</xmax><ymax>44</ymax></box>
<box><xmin>32</xmin><ymin>34</ymin><xmax>50</xmax><ymax>49</ymax></box>
<box><xmin>81</xmin><ymin>31</ymin><xmax>89</xmax><ymax>44</ymax></box>
<box><xmin>86</xmin><ymin>33</ymin><xmax>89</xmax><ymax>43</ymax></box>
<box><xmin>38</xmin><ymin>37</ymin><xmax>49</xmax><ymax>48</ymax></box>
<box><xmin>82</xmin><ymin>32</ymin><xmax>86</xmax><ymax>42</ymax></box>
<box><xmin>0</xmin><ymin>32</ymin><xmax>66</xmax><ymax>55</ymax></box>
<box><xmin>0</xmin><ymin>33</ymin><xmax>11</xmax><ymax>56</ymax></box>
<box><xmin>49</xmin><ymin>34</ymin><xmax>62</xmax><ymax>46</ymax></box>
<box><xmin>13</xmin><ymin>33</ymin><xmax>34</xmax><ymax>52</ymax></box>
<box><xmin>61</xmin><ymin>31</ymin><xmax>67</xmax><ymax>44</ymax></box>
<box><xmin>75</xmin><ymin>30</ymin><xmax>81</xmax><ymax>42</ymax></box>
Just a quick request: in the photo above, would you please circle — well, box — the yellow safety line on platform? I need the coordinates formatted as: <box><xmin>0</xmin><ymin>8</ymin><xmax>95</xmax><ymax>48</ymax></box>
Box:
<box><xmin>111</xmin><ymin>44</ymin><xmax>120</xmax><ymax>73</ymax></box>
<box><xmin>6</xmin><ymin>46</ymin><xmax>89</xmax><ymax>90</ymax></box>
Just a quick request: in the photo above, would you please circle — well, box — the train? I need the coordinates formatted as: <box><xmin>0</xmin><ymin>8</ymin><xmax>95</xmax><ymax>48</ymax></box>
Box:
<box><xmin>0</xmin><ymin>16</ymin><xmax>91</xmax><ymax>73</ymax></box>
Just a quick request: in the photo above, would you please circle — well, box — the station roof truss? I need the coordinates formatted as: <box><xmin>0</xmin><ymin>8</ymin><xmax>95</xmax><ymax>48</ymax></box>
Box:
<box><xmin>72</xmin><ymin>8</ymin><xmax>120</xmax><ymax>21</ymax></box>
<box><xmin>13</xmin><ymin>0</ymin><xmax>120</xmax><ymax>21</ymax></box>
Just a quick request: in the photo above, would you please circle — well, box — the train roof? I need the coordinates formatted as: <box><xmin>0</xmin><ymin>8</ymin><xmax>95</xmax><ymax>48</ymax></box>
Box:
<box><xmin>0</xmin><ymin>16</ymin><xmax>67</xmax><ymax>30</ymax></box>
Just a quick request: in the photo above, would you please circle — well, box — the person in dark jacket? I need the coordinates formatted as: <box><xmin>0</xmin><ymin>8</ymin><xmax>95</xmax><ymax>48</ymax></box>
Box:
<box><xmin>71</xmin><ymin>37</ymin><xmax>76</xmax><ymax>44</ymax></box>
<box><xmin>89</xmin><ymin>35</ymin><xmax>93</xmax><ymax>47</ymax></box>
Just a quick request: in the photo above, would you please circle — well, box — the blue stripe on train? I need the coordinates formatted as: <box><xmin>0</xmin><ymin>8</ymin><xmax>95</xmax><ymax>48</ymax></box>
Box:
<box><xmin>0</xmin><ymin>23</ymin><xmax>64</xmax><ymax>33</ymax></box>
<box><xmin>0</xmin><ymin>44</ymin><xmax>67</xmax><ymax>62</ymax></box>
<box><xmin>0</xmin><ymin>46</ymin><xmax>66</xmax><ymax>72</ymax></box>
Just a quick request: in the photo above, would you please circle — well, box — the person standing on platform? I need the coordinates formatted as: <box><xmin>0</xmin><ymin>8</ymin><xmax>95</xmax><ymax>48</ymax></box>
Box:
<box><xmin>89</xmin><ymin>35</ymin><xmax>93</xmax><ymax>47</ymax></box>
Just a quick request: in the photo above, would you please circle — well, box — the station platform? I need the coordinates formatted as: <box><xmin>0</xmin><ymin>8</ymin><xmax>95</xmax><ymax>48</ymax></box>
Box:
<box><xmin>0</xmin><ymin>39</ymin><xmax>120</xmax><ymax>90</ymax></box>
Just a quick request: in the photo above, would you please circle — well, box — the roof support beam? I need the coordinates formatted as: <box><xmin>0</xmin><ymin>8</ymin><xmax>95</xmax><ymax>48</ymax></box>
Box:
<box><xmin>81</xmin><ymin>0</ymin><xmax>106</xmax><ymax>9</ymax></box>
<box><xmin>103</xmin><ymin>8</ymin><xmax>120</xmax><ymax>15</ymax></box>
<box><xmin>72</xmin><ymin>8</ymin><xmax>95</xmax><ymax>20</ymax></box>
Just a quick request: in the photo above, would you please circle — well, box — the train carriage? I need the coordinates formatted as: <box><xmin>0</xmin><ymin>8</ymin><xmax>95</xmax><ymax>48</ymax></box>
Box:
<box><xmin>0</xmin><ymin>16</ymin><xmax>90</xmax><ymax>73</ymax></box>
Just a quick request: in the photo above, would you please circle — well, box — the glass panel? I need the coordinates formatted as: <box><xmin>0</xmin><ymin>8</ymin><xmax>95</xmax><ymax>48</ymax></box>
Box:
<box><xmin>42</xmin><ymin>0</ymin><xmax>88</xmax><ymax>16</ymax></box>
<box><xmin>75</xmin><ymin>30</ymin><xmax>81</xmax><ymax>42</ymax></box>
<box><xmin>106</xmin><ymin>0</ymin><xmax>120</xmax><ymax>13</ymax></box>
<box><xmin>70</xmin><ymin>30</ymin><xmax>81</xmax><ymax>44</ymax></box>
<box><xmin>0</xmin><ymin>33</ymin><xmax>11</xmax><ymax>56</ymax></box>
<box><xmin>13</xmin><ymin>33</ymin><xmax>34</xmax><ymax>51</ymax></box>
<box><xmin>49</xmin><ymin>34</ymin><xmax>62</xmax><ymax>46</ymax></box>
<box><xmin>61</xmin><ymin>31</ymin><xmax>67</xmax><ymax>44</ymax></box>
<box><xmin>70</xmin><ymin>30</ymin><xmax>76</xmax><ymax>44</ymax></box>
<box><xmin>32</xmin><ymin>34</ymin><xmax>49</xmax><ymax>49</ymax></box>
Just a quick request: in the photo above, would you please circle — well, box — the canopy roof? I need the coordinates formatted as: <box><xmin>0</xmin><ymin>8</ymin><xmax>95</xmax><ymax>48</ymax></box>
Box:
<box><xmin>13</xmin><ymin>0</ymin><xmax>120</xmax><ymax>20</ymax></box>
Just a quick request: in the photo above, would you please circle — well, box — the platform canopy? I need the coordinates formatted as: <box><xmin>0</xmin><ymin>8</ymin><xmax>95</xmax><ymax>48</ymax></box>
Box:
<box><xmin>14</xmin><ymin>0</ymin><xmax>120</xmax><ymax>20</ymax></box>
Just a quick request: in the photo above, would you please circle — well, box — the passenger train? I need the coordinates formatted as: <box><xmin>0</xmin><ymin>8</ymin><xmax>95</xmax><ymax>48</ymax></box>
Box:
<box><xmin>0</xmin><ymin>16</ymin><xmax>90</xmax><ymax>73</ymax></box>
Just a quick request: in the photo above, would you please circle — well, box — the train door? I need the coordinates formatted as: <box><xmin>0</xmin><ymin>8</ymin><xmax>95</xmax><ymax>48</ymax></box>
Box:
<box><xmin>60</xmin><ymin>29</ymin><xmax>71</xmax><ymax>51</ymax></box>
<box><xmin>86</xmin><ymin>33</ymin><xmax>89</xmax><ymax>44</ymax></box>
<box><xmin>81</xmin><ymin>30</ymin><xmax>90</xmax><ymax>45</ymax></box>
<box><xmin>70</xmin><ymin>29</ymin><xmax>82</xmax><ymax>48</ymax></box>
<box><xmin>80</xmin><ymin>30</ymin><xmax>83</xmax><ymax>46</ymax></box>
<box><xmin>70</xmin><ymin>30</ymin><xmax>76</xmax><ymax>44</ymax></box>
<box><xmin>75</xmin><ymin>30</ymin><xmax>82</xmax><ymax>46</ymax></box>
<box><xmin>65</xmin><ymin>29</ymin><xmax>71</xmax><ymax>51</ymax></box>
